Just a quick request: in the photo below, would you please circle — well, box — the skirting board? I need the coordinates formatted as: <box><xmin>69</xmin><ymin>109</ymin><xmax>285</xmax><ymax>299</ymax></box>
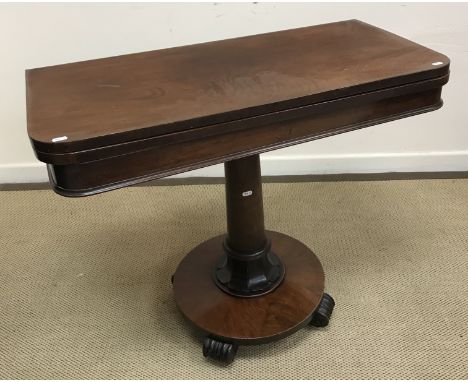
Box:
<box><xmin>1</xmin><ymin>151</ymin><xmax>468</xmax><ymax>184</ymax></box>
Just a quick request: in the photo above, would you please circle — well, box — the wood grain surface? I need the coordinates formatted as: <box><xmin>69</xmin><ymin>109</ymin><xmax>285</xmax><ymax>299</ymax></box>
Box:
<box><xmin>47</xmin><ymin>86</ymin><xmax>443</xmax><ymax>196</ymax></box>
<box><xmin>26</xmin><ymin>19</ymin><xmax>449</xmax><ymax>154</ymax></box>
<box><xmin>172</xmin><ymin>231</ymin><xmax>325</xmax><ymax>344</ymax></box>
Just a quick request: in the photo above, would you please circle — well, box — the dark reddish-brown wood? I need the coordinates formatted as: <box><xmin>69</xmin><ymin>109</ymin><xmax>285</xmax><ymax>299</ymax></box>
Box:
<box><xmin>26</xmin><ymin>20</ymin><xmax>450</xmax><ymax>197</ymax></box>
<box><xmin>26</xmin><ymin>20</ymin><xmax>449</xmax><ymax>155</ymax></box>
<box><xmin>48</xmin><ymin>84</ymin><xmax>445</xmax><ymax>196</ymax></box>
<box><xmin>225</xmin><ymin>155</ymin><xmax>266</xmax><ymax>253</ymax></box>
<box><xmin>173</xmin><ymin>230</ymin><xmax>325</xmax><ymax>344</ymax></box>
<box><xmin>215</xmin><ymin>155</ymin><xmax>285</xmax><ymax>298</ymax></box>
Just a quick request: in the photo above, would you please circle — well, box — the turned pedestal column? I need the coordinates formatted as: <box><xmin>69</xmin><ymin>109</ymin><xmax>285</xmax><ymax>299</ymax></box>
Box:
<box><xmin>172</xmin><ymin>154</ymin><xmax>335</xmax><ymax>363</ymax></box>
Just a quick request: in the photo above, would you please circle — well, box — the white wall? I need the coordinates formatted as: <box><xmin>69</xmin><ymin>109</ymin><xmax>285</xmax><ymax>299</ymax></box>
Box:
<box><xmin>1</xmin><ymin>3</ymin><xmax>467</xmax><ymax>182</ymax></box>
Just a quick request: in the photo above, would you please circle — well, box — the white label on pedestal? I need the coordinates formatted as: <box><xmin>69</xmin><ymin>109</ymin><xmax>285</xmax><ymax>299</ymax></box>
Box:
<box><xmin>242</xmin><ymin>190</ymin><xmax>253</xmax><ymax>197</ymax></box>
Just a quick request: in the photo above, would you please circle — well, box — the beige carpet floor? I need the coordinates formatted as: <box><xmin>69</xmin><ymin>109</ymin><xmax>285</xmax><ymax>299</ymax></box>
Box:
<box><xmin>1</xmin><ymin>180</ymin><xmax>467</xmax><ymax>379</ymax></box>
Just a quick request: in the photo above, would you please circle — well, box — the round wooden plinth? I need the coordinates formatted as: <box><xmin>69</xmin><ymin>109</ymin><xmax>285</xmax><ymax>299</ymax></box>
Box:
<box><xmin>173</xmin><ymin>230</ymin><xmax>325</xmax><ymax>345</ymax></box>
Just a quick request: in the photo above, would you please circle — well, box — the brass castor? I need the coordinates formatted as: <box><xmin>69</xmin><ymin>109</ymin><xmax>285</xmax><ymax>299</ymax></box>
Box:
<box><xmin>203</xmin><ymin>337</ymin><xmax>238</xmax><ymax>364</ymax></box>
<box><xmin>310</xmin><ymin>293</ymin><xmax>335</xmax><ymax>327</ymax></box>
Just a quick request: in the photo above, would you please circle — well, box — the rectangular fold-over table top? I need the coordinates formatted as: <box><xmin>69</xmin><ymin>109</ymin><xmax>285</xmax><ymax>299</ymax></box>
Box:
<box><xmin>27</xmin><ymin>19</ymin><xmax>449</xmax><ymax>156</ymax></box>
<box><xmin>26</xmin><ymin>19</ymin><xmax>449</xmax><ymax>196</ymax></box>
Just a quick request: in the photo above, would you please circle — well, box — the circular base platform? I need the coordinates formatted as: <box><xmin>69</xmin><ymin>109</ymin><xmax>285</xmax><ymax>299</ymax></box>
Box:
<box><xmin>173</xmin><ymin>230</ymin><xmax>325</xmax><ymax>345</ymax></box>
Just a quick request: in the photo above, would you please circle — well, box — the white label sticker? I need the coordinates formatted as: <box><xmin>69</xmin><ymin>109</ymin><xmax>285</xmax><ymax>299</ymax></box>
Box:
<box><xmin>52</xmin><ymin>136</ymin><xmax>68</xmax><ymax>142</ymax></box>
<box><xmin>432</xmin><ymin>61</ymin><xmax>443</xmax><ymax>66</ymax></box>
<box><xmin>242</xmin><ymin>190</ymin><xmax>253</xmax><ymax>197</ymax></box>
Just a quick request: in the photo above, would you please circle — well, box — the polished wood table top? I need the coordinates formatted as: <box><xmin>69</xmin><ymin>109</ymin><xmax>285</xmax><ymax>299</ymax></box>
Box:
<box><xmin>26</xmin><ymin>20</ymin><xmax>449</xmax><ymax>196</ymax></box>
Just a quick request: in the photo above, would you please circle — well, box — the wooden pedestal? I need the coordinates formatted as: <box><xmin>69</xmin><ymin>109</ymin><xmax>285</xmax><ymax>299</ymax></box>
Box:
<box><xmin>172</xmin><ymin>155</ymin><xmax>335</xmax><ymax>363</ymax></box>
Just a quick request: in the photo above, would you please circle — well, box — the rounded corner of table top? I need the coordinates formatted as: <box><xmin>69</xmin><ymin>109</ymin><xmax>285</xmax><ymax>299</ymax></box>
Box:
<box><xmin>27</xmin><ymin>132</ymin><xmax>68</xmax><ymax>155</ymax></box>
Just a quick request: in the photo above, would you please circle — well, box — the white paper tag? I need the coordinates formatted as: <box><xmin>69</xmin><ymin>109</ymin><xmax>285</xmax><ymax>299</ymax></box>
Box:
<box><xmin>242</xmin><ymin>190</ymin><xmax>253</xmax><ymax>197</ymax></box>
<box><xmin>52</xmin><ymin>136</ymin><xmax>68</xmax><ymax>142</ymax></box>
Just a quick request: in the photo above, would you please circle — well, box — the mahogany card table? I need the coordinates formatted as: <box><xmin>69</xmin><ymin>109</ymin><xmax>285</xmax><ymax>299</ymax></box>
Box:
<box><xmin>26</xmin><ymin>20</ymin><xmax>449</xmax><ymax>363</ymax></box>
